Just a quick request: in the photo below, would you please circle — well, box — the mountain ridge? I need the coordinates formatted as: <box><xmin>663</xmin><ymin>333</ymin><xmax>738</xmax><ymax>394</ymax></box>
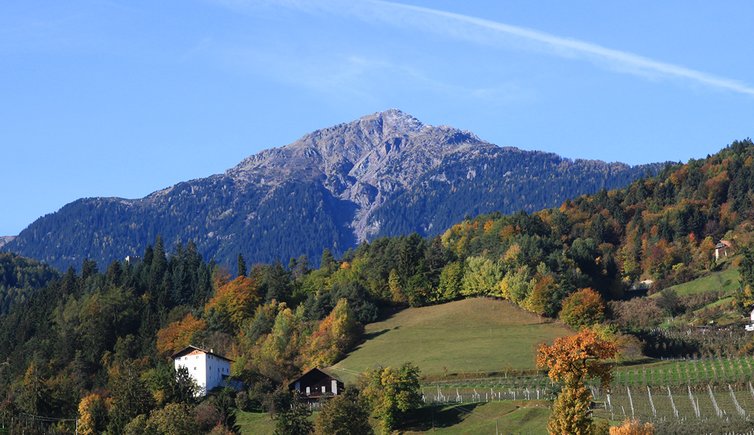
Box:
<box><xmin>4</xmin><ymin>110</ymin><xmax>664</xmax><ymax>270</ymax></box>
<box><xmin>0</xmin><ymin>237</ymin><xmax>15</xmax><ymax>249</ymax></box>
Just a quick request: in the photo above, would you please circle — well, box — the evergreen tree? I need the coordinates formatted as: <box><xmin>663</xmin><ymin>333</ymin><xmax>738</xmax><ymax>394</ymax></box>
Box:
<box><xmin>238</xmin><ymin>253</ymin><xmax>247</xmax><ymax>277</ymax></box>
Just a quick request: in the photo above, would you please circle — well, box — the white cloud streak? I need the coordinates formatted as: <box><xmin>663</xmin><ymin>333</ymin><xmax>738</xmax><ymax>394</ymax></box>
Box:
<box><xmin>224</xmin><ymin>0</ymin><xmax>754</xmax><ymax>97</ymax></box>
<box><xmin>370</xmin><ymin>0</ymin><xmax>754</xmax><ymax>97</ymax></box>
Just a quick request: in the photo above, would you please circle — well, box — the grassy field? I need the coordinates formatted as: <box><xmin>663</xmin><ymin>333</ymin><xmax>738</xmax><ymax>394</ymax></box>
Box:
<box><xmin>236</xmin><ymin>401</ymin><xmax>550</xmax><ymax>435</ymax></box>
<box><xmin>237</xmin><ymin>411</ymin><xmax>277</xmax><ymax>434</ymax></box>
<box><xmin>329</xmin><ymin>298</ymin><xmax>572</xmax><ymax>382</ymax></box>
<box><xmin>402</xmin><ymin>401</ymin><xmax>549</xmax><ymax>434</ymax></box>
<box><xmin>654</xmin><ymin>266</ymin><xmax>739</xmax><ymax>298</ymax></box>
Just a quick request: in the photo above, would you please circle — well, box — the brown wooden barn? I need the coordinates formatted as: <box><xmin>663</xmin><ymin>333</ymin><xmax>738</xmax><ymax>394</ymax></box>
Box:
<box><xmin>288</xmin><ymin>368</ymin><xmax>344</xmax><ymax>401</ymax></box>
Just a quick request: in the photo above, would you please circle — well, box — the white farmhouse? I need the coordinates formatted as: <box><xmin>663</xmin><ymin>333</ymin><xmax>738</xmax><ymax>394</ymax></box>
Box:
<box><xmin>172</xmin><ymin>345</ymin><xmax>232</xmax><ymax>396</ymax></box>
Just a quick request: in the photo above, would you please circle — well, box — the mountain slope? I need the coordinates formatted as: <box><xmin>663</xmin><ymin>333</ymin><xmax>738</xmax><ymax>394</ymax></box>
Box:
<box><xmin>4</xmin><ymin>110</ymin><xmax>662</xmax><ymax>270</ymax></box>
<box><xmin>0</xmin><ymin>252</ymin><xmax>58</xmax><ymax>314</ymax></box>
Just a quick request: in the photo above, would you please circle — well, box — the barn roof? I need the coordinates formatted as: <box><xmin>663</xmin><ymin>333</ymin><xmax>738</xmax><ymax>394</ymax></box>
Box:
<box><xmin>288</xmin><ymin>367</ymin><xmax>343</xmax><ymax>388</ymax></box>
<box><xmin>171</xmin><ymin>345</ymin><xmax>233</xmax><ymax>362</ymax></box>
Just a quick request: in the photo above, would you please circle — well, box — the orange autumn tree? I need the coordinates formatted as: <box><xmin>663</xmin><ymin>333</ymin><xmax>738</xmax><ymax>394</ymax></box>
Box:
<box><xmin>610</xmin><ymin>419</ymin><xmax>654</xmax><ymax>435</ymax></box>
<box><xmin>537</xmin><ymin>328</ymin><xmax>617</xmax><ymax>435</ymax></box>
<box><xmin>204</xmin><ymin>276</ymin><xmax>261</xmax><ymax>332</ymax></box>
<box><xmin>302</xmin><ymin>298</ymin><xmax>362</xmax><ymax>369</ymax></box>
<box><xmin>156</xmin><ymin>313</ymin><xmax>207</xmax><ymax>356</ymax></box>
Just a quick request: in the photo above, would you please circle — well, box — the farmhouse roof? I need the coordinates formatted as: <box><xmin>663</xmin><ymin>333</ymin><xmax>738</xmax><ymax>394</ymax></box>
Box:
<box><xmin>171</xmin><ymin>345</ymin><xmax>233</xmax><ymax>362</ymax></box>
<box><xmin>288</xmin><ymin>367</ymin><xmax>343</xmax><ymax>388</ymax></box>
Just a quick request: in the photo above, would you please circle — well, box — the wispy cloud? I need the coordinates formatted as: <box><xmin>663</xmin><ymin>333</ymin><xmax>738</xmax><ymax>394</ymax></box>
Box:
<box><xmin>371</xmin><ymin>0</ymin><xmax>754</xmax><ymax>97</ymax></box>
<box><xmin>220</xmin><ymin>0</ymin><xmax>754</xmax><ymax>97</ymax></box>
<box><xmin>214</xmin><ymin>42</ymin><xmax>529</xmax><ymax>104</ymax></box>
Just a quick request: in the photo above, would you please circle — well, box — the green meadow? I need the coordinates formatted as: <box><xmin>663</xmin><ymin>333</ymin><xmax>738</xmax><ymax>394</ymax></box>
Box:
<box><xmin>654</xmin><ymin>266</ymin><xmax>739</xmax><ymax>298</ymax></box>
<box><xmin>329</xmin><ymin>298</ymin><xmax>572</xmax><ymax>382</ymax></box>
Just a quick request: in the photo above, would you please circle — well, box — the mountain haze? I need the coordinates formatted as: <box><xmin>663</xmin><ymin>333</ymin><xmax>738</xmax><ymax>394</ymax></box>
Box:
<box><xmin>4</xmin><ymin>110</ymin><xmax>663</xmax><ymax>270</ymax></box>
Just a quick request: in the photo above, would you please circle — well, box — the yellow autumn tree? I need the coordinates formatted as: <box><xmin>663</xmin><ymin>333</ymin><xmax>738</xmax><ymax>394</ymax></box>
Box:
<box><xmin>253</xmin><ymin>304</ymin><xmax>304</xmax><ymax>381</ymax></box>
<box><xmin>77</xmin><ymin>393</ymin><xmax>108</xmax><ymax>435</ymax></box>
<box><xmin>204</xmin><ymin>276</ymin><xmax>261</xmax><ymax>331</ymax></box>
<box><xmin>559</xmin><ymin>288</ymin><xmax>605</xmax><ymax>329</ymax></box>
<box><xmin>523</xmin><ymin>269</ymin><xmax>558</xmax><ymax>316</ymax></box>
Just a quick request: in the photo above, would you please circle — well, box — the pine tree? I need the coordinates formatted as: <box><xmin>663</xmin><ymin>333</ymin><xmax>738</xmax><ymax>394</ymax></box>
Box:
<box><xmin>238</xmin><ymin>253</ymin><xmax>247</xmax><ymax>277</ymax></box>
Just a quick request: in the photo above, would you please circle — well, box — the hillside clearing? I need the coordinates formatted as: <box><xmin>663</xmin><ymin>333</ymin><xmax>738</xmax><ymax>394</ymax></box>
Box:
<box><xmin>655</xmin><ymin>267</ymin><xmax>739</xmax><ymax>298</ymax></box>
<box><xmin>329</xmin><ymin>298</ymin><xmax>572</xmax><ymax>382</ymax></box>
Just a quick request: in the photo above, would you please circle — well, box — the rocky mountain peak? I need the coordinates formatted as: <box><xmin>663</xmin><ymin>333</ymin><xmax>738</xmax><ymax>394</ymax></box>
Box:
<box><xmin>224</xmin><ymin>110</ymin><xmax>497</xmax><ymax>240</ymax></box>
<box><xmin>357</xmin><ymin>108</ymin><xmax>425</xmax><ymax>135</ymax></box>
<box><xmin>228</xmin><ymin>110</ymin><xmax>486</xmax><ymax>182</ymax></box>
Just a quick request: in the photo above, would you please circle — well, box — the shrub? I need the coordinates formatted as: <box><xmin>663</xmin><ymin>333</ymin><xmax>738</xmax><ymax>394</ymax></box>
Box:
<box><xmin>195</xmin><ymin>401</ymin><xmax>223</xmax><ymax>432</ymax></box>
<box><xmin>609</xmin><ymin>298</ymin><xmax>663</xmax><ymax>330</ymax></box>
<box><xmin>609</xmin><ymin>418</ymin><xmax>654</xmax><ymax>435</ymax></box>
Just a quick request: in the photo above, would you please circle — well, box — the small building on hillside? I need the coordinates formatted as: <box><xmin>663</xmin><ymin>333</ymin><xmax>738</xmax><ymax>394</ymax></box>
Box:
<box><xmin>289</xmin><ymin>368</ymin><xmax>344</xmax><ymax>401</ymax></box>
<box><xmin>715</xmin><ymin>240</ymin><xmax>733</xmax><ymax>261</ymax></box>
<box><xmin>745</xmin><ymin>308</ymin><xmax>754</xmax><ymax>332</ymax></box>
<box><xmin>173</xmin><ymin>345</ymin><xmax>232</xmax><ymax>396</ymax></box>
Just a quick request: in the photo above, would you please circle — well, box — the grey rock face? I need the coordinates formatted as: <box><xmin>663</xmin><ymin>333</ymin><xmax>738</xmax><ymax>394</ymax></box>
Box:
<box><xmin>0</xmin><ymin>237</ymin><xmax>15</xmax><ymax>249</ymax></box>
<box><xmin>226</xmin><ymin>109</ymin><xmax>495</xmax><ymax>241</ymax></box>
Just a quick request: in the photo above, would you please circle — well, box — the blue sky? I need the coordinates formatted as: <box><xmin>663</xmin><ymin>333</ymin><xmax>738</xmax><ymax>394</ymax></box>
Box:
<box><xmin>2</xmin><ymin>0</ymin><xmax>753</xmax><ymax>235</ymax></box>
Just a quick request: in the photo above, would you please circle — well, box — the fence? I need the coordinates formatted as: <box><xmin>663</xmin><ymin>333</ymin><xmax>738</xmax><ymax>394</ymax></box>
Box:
<box><xmin>0</xmin><ymin>412</ymin><xmax>77</xmax><ymax>435</ymax></box>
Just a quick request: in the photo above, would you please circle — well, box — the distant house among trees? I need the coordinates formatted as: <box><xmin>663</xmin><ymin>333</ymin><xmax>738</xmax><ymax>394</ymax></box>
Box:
<box><xmin>288</xmin><ymin>368</ymin><xmax>344</xmax><ymax>401</ymax></box>
<box><xmin>172</xmin><ymin>345</ymin><xmax>232</xmax><ymax>396</ymax></box>
<box><xmin>745</xmin><ymin>308</ymin><xmax>754</xmax><ymax>332</ymax></box>
<box><xmin>715</xmin><ymin>240</ymin><xmax>733</xmax><ymax>261</ymax></box>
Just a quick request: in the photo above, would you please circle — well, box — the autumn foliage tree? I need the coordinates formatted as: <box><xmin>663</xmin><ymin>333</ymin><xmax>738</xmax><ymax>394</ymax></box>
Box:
<box><xmin>302</xmin><ymin>298</ymin><xmax>362</xmax><ymax>369</ymax></box>
<box><xmin>156</xmin><ymin>313</ymin><xmax>207</xmax><ymax>356</ymax></box>
<box><xmin>559</xmin><ymin>288</ymin><xmax>606</xmax><ymax>329</ymax></box>
<box><xmin>252</xmin><ymin>304</ymin><xmax>306</xmax><ymax>382</ymax></box>
<box><xmin>205</xmin><ymin>276</ymin><xmax>262</xmax><ymax>332</ymax></box>
<box><xmin>360</xmin><ymin>363</ymin><xmax>422</xmax><ymax>434</ymax></box>
<box><xmin>609</xmin><ymin>419</ymin><xmax>655</xmax><ymax>435</ymax></box>
<box><xmin>537</xmin><ymin>329</ymin><xmax>617</xmax><ymax>435</ymax></box>
<box><xmin>77</xmin><ymin>393</ymin><xmax>108</xmax><ymax>435</ymax></box>
<box><xmin>314</xmin><ymin>388</ymin><xmax>373</xmax><ymax>435</ymax></box>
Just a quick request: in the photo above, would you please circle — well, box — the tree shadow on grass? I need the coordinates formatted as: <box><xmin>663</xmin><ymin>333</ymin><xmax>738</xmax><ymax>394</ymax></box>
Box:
<box><xmin>362</xmin><ymin>327</ymin><xmax>399</xmax><ymax>340</ymax></box>
<box><xmin>399</xmin><ymin>402</ymin><xmax>483</xmax><ymax>431</ymax></box>
<box><xmin>349</xmin><ymin>327</ymin><xmax>396</xmax><ymax>352</ymax></box>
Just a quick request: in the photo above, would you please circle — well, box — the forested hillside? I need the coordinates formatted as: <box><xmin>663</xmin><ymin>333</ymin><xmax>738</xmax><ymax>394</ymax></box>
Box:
<box><xmin>0</xmin><ymin>139</ymin><xmax>752</xmax><ymax>433</ymax></box>
<box><xmin>0</xmin><ymin>253</ymin><xmax>58</xmax><ymax>314</ymax></box>
<box><xmin>3</xmin><ymin>110</ymin><xmax>661</xmax><ymax>271</ymax></box>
